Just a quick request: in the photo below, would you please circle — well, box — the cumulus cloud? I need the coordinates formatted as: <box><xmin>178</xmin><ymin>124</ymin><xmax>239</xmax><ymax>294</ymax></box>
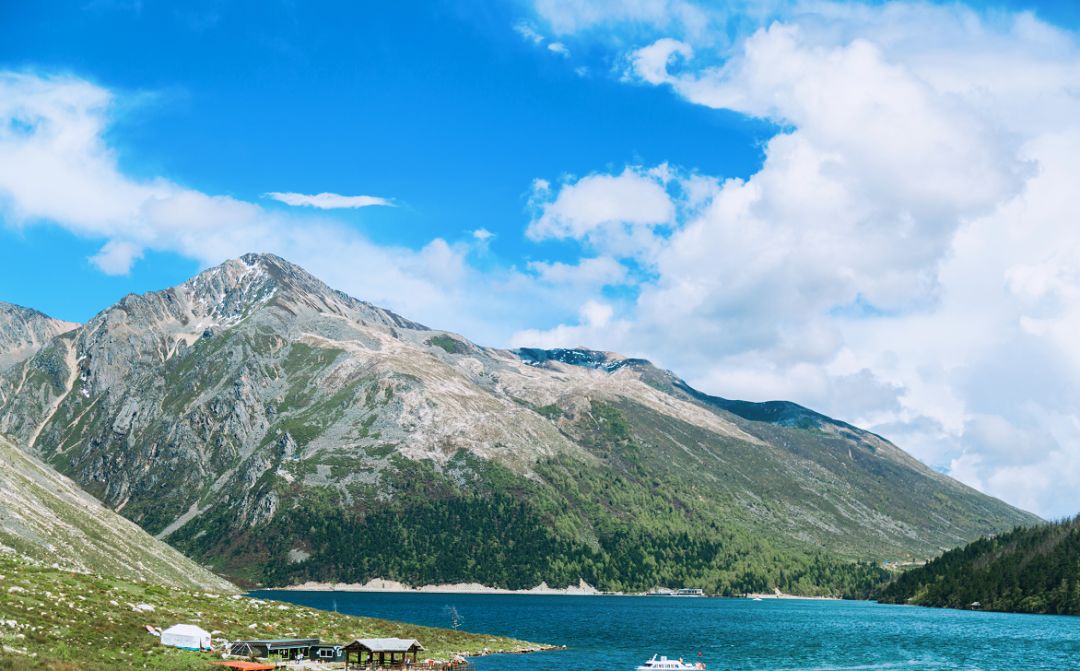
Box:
<box><xmin>526</xmin><ymin>167</ymin><xmax>680</xmax><ymax>261</ymax></box>
<box><xmin>264</xmin><ymin>192</ymin><xmax>394</xmax><ymax>209</ymax></box>
<box><xmin>89</xmin><ymin>239</ymin><xmax>143</xmax><ymax>275</ymax></box>
<box><xmin>511</xmin><ymin>298</ymin><xmax>632</xmax><ymax>351</ymax></box>
<box><xmin>516</xmin><ymin>1</ymin><xmax>1080</xmax><ymax>517</ymax></box>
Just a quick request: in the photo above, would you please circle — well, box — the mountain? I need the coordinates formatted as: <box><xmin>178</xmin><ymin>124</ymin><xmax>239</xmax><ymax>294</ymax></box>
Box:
<box><xmin>877</xmin><ymin>517</ymin><xmax>1080</xmax><ymax>614</ymax></box>
<box><xmin>0</xmin><ymin>301</ymin><xmax>77</xmax><ymax>372</ymax></box>
<box><xmin>0</xmin><ymin>433</ymin><xmax>235</xmax><ymax>592</ymax></box>
<box><xmin>0</xmin><ymin>253</ymin><xmax>1040</xmax><ymax>593</ymax></box>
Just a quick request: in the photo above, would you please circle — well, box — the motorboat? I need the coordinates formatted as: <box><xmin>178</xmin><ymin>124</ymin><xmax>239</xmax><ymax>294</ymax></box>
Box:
<box><xmin>636</xmin><ymin>655</ymin><xmax>705</xmax><ymax>671</ymax></box>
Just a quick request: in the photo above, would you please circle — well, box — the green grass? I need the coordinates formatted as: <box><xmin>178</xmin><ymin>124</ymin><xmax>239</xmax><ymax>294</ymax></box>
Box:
<box><xmin>534</xmin><ymin>404</ymin><xmax>563</xmax><ymax>420</ymax></box>
<box><xmin>427</xmin><ymin>335</ymin><xmax>468</xmax><ymax>355</ymax></box>
<box><xmin>0</xmin><ymin>555</ymin><xmax>546</xmax><ymax>671</ymax></box>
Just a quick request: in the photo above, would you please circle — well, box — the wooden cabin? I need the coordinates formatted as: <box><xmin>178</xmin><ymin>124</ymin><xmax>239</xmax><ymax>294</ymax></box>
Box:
<box><xmin>343</xmin><ymin>638</ymin><xmax>424</xmax><ymax>669</ymax></box>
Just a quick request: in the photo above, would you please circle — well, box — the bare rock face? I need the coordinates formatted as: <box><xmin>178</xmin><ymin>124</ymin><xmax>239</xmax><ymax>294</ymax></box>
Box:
<box><xmin>0</xmin><ymin>254</ymin><xmax>1042</xmax><ymax>591</ymax></box>
<box><xmin>0</xmin><ymin>302</ymin><xmax>77</xmax><ymax>372</ymax></box>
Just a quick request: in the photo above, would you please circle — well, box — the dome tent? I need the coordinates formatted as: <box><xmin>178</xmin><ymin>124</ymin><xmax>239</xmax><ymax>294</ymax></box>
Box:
<box><xmin>161</xmin><ymin>623</ymin><xmax>212</xmax><ymax>651</ymax></box>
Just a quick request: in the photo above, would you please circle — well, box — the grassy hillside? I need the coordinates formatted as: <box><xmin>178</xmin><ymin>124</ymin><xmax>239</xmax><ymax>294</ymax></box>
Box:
<box><xmin>0</xmin><ymin>555</ymin><xmax>543</xmax><ymax>671</ymax></box>
<box><xmin>0</xmin><ymin>436</ymin><xmax>234</xmax><ymax>593</ymax></box>
<box><xmin>877</xmin><ymin>516</ymin><xmax>1079</xmax><ymax>614</ymax></box>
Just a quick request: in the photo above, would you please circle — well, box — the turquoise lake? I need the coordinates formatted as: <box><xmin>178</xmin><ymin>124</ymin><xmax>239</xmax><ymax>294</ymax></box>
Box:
<box><xmin>252</xmin><ymin>591</ymin><xmax>1079</xmax><ymax>671</ymax></box>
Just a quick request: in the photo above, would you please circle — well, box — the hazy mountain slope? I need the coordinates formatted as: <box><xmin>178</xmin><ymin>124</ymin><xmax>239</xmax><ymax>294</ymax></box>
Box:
<box><xmin>0</xmin><ymin>301</ymin><xmax>77</xmax><ymax>373</ymax></box>
<box><xmin>877</xmin><ymin>516</ymin><xmax>1079</xmax><ymax>614</ymax></box>
<box><xmin>0</xmin><ymin>434</ymin><xmax>235</xmax><ymax>592</ymax></box>
<box><xmin>0</xmin><ymin>254</ymin><xmax>1040</xmax><ymax>592</ymax></box>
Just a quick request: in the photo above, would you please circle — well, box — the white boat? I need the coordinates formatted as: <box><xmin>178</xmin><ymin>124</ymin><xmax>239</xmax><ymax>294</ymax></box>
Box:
<box><xmin>636</xmin><ymin>655</ymin><xmax>705</xmax><ymax>671</ymax></box>
<box><xmin>672</xmin><ymin>588</ymin><xmax>704</xmax><ymax>597</ymax></box>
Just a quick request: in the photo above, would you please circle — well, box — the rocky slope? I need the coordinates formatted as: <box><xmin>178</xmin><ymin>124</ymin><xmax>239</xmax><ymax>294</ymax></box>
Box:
<box><xmin>0</xmin><ymin>301</ymin><xmax>77</xmax><ymax>372</ymax></box>
<box><xmin>0</xmin><ymin>434</ymin><xmax>235</xmax><ymax>592</ymax></box>
<box><xmin>0</xmin><ymin>254</ymin><xmax>1041</xmax><ymax>592</ymax></box>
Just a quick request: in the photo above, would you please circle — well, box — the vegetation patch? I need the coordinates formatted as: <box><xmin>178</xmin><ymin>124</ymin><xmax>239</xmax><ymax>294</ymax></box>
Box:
<box><xmin>877</xmin><ymin>516</ymin><xmax>1079</xmax><ymax>614</ymax></box>
<box><xmin>427</xmin><ymin>335</ymin><xmax>468</xmax><ymax>355</ymax></box>
<box><xmin>0</xmin><ymin>555</ymin><xmax>542</xmax><ymax>671</ymax></box>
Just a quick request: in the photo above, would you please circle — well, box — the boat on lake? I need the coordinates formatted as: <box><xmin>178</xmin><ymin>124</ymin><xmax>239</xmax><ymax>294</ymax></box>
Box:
<box><xmin>636</xmin><ymin>655</ymin><xmax>705</xmax><ymax>671</ymax></box>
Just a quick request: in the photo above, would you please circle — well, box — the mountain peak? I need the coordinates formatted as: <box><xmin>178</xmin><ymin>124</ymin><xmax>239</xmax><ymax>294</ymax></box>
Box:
<box><xmin>0</xmin><ymin>301</ymin><xmax>78</xmax><ymax>371</ymax></box>
<box><xmin>177</xmin><ymin>252</ymin><xmax>368</xmax><ymax>326</ymax></box>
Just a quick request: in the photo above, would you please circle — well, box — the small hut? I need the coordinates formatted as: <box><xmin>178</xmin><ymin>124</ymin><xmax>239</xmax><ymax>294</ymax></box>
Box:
<box><xmin>343</xmin><ymin>638</ymin><xmax>424</xmax><ymax>669</ymax></box>
<box><xmin>160</xmin><ymin>624</ymin><xmax>212</xmax><ymax>651</ymax></box>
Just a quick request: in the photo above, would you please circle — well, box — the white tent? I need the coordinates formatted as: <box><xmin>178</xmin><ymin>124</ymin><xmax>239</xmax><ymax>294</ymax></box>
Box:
<box><xmin>160</xmin><ymin>623</ymin><xmax>212</xmax><ymax>651</ymax></box>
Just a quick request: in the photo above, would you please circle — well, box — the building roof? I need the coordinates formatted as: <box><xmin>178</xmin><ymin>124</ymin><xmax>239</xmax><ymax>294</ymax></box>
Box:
<box><xmin>162</xmin><ymin>624</ymin><xmax>211</xmax><ymax>637</ymax></box>
<box><xmin>345</xmin><ymin>638</ymin><xmax>425</xmax><ymax>653</ymax></box>
<box><xmin>230</xmin><ymin>638</ymin><xmax>319</xmax><ymax>650</ymax></box>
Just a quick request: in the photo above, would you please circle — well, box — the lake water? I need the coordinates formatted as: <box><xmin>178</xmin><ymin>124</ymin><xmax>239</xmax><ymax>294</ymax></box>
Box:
<box><xmin>251</xmin><ymin>591</ymin><xmax>1080</xmax><ymax>671</ymax></box>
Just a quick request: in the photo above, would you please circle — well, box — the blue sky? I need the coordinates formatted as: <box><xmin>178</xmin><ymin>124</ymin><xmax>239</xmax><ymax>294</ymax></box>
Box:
<box><xmin>4</xmin><ymin>0</ymin><xmax>1080</xmax><ymax>517</ymax></box>
<box><xmin>0</xmin><ymin>0</ymin><xmax>775</xmax><ymax>322</ymax></box>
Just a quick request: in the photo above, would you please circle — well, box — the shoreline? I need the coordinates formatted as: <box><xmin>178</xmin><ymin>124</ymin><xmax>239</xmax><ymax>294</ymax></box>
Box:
<box><xmin>743</xmin><ymin>592</ymin><xmax>840</xmax><ymax>601</ymax></box>
<box><xmin>261</xmin><ymin>579</ymin><xmax>840</xmax><ymax>601</ymax></box>
<box><xmin>266</xmin><ymin>578</ymin><xmax>603</xmax><ymax>596</ymax></box>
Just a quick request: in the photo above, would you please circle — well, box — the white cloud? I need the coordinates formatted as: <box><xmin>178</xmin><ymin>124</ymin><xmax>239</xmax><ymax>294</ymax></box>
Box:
<box><xmin>630</xmin><ymin>38</ymin><xmax>693</xmax><ymax>84</ymax></box>
<box><xmin>511</xmin><ymin>299</ymin><xmax>631</xmax><ymax>351</ymax></box>
<box><xmin>547</xmin><ymin>42</ymin><xmax>571</xmax><ymax>57</ymax></box>
<box><xmin>532</xmin><ymin>0</ymin><xmax>715</xmax><ymax>41</ymax></box>
<box><xmin>514</xmin><ymin>22</ymin><xmax>545</xmax><ymax>45</ymax></box>
<box><xmin>264</xmin><ymin>191</ymin><xmax>394</xmax><ymax>209</ymax></box>
<box><xmin>527</xmin><ymin>256</ymin><xmax>627</xmax><ymax>286</ymax></box>
<box><xmin>517</xmin><ymin>1</ymin><xmax>1080</xmax><ymax>517</ymax></box>
<box><xmin>526</xmin><ymin>167</ymin><xmax>677</xmax><ymax>260</ymax></box>
<box><xmin>89</xmin><ymin>239</ymin><xmax>143</xmax><ymax>275</ymax></box>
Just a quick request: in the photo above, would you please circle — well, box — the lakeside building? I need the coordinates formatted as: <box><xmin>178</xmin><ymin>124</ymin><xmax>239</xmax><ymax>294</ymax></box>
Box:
<box><xmin>227</xmin><ymin>638</ymin><xmax>320</xmax><ymax>660</ymax></box>
<box><xmin>344</xmin><ymin>638</ymin><xmax>425</xmax><ymax>669</ymax></box>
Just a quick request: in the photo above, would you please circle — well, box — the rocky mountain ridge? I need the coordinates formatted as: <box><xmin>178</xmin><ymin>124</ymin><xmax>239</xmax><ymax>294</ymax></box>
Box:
<box><xmin>0</xmin><ymin>253</ymin><xmax>1041</xmax><ymax>592</ymax></box>
<box><xmin>0</xmin><ymin>301</ymin><xmax>77</xmax><ymax>373</ymax></box>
